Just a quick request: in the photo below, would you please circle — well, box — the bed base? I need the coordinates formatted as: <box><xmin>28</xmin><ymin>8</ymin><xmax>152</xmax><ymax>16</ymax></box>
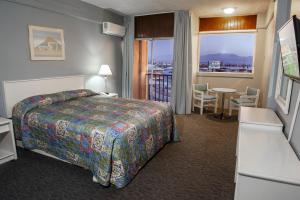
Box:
<box><xmin>16</xmin><ymin>139</ymin><xmax>99</xmax><ymax>183</ymax></box>
<box><xmin>16</xmin><ymin>140</ymin><xmax>70</xmax><ymax>164</ymax></box>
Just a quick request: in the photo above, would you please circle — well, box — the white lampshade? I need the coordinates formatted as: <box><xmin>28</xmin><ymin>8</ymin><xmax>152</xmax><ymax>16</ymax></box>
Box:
<box><xmin>98</xmin><ymin>64</ymin><xmax>112</xmax><ymax>76</ymax></box>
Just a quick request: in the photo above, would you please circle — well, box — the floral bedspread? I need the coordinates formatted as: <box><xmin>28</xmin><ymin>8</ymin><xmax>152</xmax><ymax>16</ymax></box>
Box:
<box><xmin>12</xmin><ymin>89</ymin><xmax>177</xmax><ymax>188</ymax></box>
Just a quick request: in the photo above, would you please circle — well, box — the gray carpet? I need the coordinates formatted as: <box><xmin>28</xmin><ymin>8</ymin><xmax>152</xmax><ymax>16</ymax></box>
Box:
<box><xmin>0</xmin><ymin>114</ymin><xmax>238</xmax><ymax>200</ymax></box>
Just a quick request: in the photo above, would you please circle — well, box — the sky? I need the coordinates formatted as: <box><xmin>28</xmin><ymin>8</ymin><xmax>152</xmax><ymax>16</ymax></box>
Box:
<box><xmin>148</xmin><ymin>39</ymin><xmax>174</xmax><ymax>62</ymax></box>
<box><xmin>200</xmin><ymin>33</ymin><xmax>256</xmax><ymax>57</ymax></box>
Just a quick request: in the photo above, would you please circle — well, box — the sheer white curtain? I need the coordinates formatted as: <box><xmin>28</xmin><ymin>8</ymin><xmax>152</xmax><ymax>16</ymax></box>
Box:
<box><xmin>122</xmin><ymin>16</ymin><xmax>134</xmax><ymax>98</ymax></box>
<box><xmin>171</xmin><ymin>11</ymin><xmax>193</xmax><ymax>114</ymax></box>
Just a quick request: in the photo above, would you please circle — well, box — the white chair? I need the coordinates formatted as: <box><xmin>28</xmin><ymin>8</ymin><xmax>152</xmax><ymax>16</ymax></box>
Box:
<box><xmin>192</xmin><ymin>83</ymin><xmax>218</xmax><ymax>115</ymax></box>
<box><xmin>229</xmin><ymin>87</ymin><xmax>260</xmax><ymax>116</ymax></box>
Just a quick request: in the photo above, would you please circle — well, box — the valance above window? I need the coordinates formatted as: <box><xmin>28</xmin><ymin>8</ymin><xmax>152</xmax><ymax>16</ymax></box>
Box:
<box><xmin>135</xmin><ymin>13</ymin><xmax>174</xmax><ymax>38</ymax></box>
<box><xmin>199</xmin><ymin>15</ymin><xmax>257</xmax><ymax>32</ymax></box>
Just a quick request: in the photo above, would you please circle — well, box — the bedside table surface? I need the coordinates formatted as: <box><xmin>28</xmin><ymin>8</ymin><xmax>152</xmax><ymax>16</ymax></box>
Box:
<box><xmin>99</xmin><ymin>92</ymin><xmax>118</xmax><ymax>97</ymax></box>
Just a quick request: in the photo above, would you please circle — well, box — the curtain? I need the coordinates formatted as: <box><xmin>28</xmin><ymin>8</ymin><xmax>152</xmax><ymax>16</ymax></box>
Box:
<box><xmin>171</xmin><ymin>11</ymin><xmax>193</xmax><ymax>114</ymax></box>
<box><xmin>122</xmin><ymin>16</ymin><xmax>134</xmax><ymax>98</ymax></box>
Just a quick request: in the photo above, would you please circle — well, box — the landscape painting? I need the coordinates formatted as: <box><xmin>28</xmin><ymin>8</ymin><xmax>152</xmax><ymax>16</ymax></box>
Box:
<box><xmin>29</xmin><ymin>25</ymin><xmax>65</xmax><ymax>60</ymax></box>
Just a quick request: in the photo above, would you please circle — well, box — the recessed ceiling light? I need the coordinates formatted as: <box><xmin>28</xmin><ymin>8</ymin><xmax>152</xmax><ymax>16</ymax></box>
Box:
<box><xmin>223</xmin><ymin>7</ymin><xmax>236</xmax><ymax>14</ymax></box>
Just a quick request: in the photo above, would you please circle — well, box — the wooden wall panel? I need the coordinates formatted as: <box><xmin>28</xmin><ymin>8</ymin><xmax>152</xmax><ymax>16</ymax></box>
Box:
<box><xmin>132</xmin><ymin>40</ymin><xmax>140</xmax><ymax>99</ymax></box>
<box><xmin>135</xmin><ymin>13</ymin><xmax>174</xmax><ymax>38</ymax></box>
<box><xmin>139</xmin><ymin>41</ymin><xmax>148</xmax><ymax>99</ymax></box>
<box><xmin>132</xmin><ymin>40</ymin><xmax>148</xmax><ymax>99</ymax></box>
<box><xmin>199</xmin><ymin>15</ymin><xmax>257</xmax><ymax>32</ymax></box>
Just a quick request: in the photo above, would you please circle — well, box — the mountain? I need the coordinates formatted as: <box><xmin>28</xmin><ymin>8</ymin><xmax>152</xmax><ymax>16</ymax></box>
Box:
<box><xmin>200</xmin><ymin>53</ymin><xmax>253</xmax><ymax>65</ymax></box>
<box><xmin>38</xmin><ymin>37</ymin><xmax>61</xmax><ymax>48</ymax></box>
<box><xmin>44</xmin><ymin>37</ymin><xmax>58</xmax><ymax>43</ymax></box>
<box><xmin>151</xmin><ymin>53</ymin><xmax>253</xmax><ymax>65</ymax></box>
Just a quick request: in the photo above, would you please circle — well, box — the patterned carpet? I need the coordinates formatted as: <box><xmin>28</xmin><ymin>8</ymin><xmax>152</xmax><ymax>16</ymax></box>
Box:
<box><xmin>0</xmin><ymin>114</ymin><xmax>238</xmax><ymax>200</ymax></box>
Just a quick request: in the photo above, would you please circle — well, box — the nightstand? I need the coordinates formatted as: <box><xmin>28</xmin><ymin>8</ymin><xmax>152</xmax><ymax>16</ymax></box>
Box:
<box><xmin>0</xmin><ymin>118</ymin><xmax>17</xmax><ymax>165</ymax></box>
<box><xmin>99</xmin><ymin>92</ymin><xmax>118</xmax><ymax>98</ymax></box>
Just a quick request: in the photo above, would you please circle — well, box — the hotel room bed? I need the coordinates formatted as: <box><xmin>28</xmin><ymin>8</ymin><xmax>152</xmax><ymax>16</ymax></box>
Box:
<box><xmin>12</xmin><ymin>89</ymin><xmax>178</xmax><ymax>188</ymax></box>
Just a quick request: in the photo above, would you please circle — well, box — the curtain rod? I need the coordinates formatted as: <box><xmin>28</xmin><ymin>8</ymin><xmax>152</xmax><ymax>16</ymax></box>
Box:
<box><xmin>134</xmin><ymin>11</ymin><xmax>175</xmax><ymax>17</ymax></box>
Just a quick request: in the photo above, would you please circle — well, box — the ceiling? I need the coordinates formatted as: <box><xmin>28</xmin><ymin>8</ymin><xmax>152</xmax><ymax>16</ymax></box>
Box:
<box><xmin>81</xmin><ymin>0</ymin><xmax>271</xmax><ymax>17</ymax></box>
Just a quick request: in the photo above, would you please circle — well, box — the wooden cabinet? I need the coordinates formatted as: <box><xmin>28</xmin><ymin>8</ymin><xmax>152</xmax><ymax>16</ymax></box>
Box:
<box><xmin>134</xmin><ymin>13</ymin><xmax>174</xmax><ymax>38</ymax></box>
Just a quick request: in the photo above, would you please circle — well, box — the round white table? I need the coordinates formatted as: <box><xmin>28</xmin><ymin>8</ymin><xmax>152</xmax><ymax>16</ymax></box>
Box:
<box><xmin>212</xmin><ymin>88</ymin><xmax>237</xmax><ymax>120</ymax></box>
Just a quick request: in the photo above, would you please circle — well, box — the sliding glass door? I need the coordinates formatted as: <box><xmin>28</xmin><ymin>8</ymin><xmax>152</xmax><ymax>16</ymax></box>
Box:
<box><xmin>147</xmin><ymin>39</ymin><xmax>174</xmax><ymax>102</ymax></box>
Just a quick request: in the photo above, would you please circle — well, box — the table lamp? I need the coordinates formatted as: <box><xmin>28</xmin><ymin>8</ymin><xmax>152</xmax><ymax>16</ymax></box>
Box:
<box><xmin>98</xmin><ymin>64</ymin><xmax>112</xmax><ymax>94</ymax></box>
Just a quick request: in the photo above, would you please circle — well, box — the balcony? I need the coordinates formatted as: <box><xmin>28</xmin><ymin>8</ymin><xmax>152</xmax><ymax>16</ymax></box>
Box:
<box><xmin>146</xmin><ymin>73</ymin><xmax>172</xmax><ymax>102</ymax></box>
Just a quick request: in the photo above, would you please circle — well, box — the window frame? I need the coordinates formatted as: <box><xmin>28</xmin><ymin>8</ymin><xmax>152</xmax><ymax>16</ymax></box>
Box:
<box><xmin>275</xmin><ymin>57</ymin><xmax>293</xmax><ymax>114</ymax></box>
<box><xmin>197</xmin><ymin>30</ymin><xmax>257</xmax><ymax>78</ymax></box>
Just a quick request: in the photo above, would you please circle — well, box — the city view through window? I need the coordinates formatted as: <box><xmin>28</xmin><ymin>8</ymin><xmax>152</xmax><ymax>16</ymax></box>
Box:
<box><xmin>199</xmin><ymin>33</ymin><xmax>256</xmax><ymax>73</ymax></box>
<box><xmin>147</xmin><ymin>39</ymin><xmax>174</xmax><ymax>102</ymax></box>
<box><xmin>148</xmin><ymin>39</ymin><xmax>174</xmax><ymax>74</ymax></box>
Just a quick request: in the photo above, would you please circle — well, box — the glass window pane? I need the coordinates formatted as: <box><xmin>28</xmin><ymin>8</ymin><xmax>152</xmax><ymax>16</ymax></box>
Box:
<box><xmin>199</xmin><ymin>33</ymin><xmax>256</xmax><ymax>73</ymax></box>
<box><xmin>147</xmin><ymin>39</ymin><xmax>174</xmax><ymax>102</ymax></box>
<box><xmin>280</xmin><ymin>75</ymin><xmax>289</xmax><ymax>100</ymax></box>
<box><xmin>148</xmin><ymin>39</ymin><xmax>174</xmax><ymax>72</ymax></box>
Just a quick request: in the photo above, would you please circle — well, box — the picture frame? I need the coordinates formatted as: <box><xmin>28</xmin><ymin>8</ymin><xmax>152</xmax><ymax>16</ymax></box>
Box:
<box><xmin>275</xmin><ymin>56</ymin><xmax>293</xmax><ymax>114</ymax></box>
<box><xmin>28</xmin><ymin>25</ymin><xmax>65</xmax><ymax>60</ymax></box>
<box><xmin>288</xmin><ymin>90</ymin><xmax>300</xmax><ymax>141</ymax></box>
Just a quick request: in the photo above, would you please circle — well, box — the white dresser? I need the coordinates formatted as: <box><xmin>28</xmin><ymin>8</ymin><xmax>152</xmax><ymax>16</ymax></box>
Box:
<box><xmin>235</xmin><ymin>107</ymin><xmax>300</xmax><ymax>200</ymax></box>
<box><xmin>0</xmin><ymin>118</ymin><xmax>17</xmax><ymax>165</ymax></box>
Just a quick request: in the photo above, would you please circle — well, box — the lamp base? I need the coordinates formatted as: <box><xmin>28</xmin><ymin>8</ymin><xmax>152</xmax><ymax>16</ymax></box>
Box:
<box><xmin>104</xmin><ymin>76</ymin><xmax>109</xmax><ymax>94</ymax></box>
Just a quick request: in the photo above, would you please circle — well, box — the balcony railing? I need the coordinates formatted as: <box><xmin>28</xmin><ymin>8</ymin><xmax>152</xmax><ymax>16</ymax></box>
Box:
<box><xmin>146</xmin><ymin>73</ymin><xmax>172</xmax><ymax>102</ymax></box>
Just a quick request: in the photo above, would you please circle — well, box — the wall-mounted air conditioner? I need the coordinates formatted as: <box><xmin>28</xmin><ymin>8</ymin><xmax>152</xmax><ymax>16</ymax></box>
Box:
<box><xmin>102</xmin><ymin>22</ymin><xmax>126</xmax><ymax>37</ymax></box>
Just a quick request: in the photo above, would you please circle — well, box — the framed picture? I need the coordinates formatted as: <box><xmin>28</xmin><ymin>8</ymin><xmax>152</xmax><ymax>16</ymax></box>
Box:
<box><xmin>288</xmin><ymin>90</ymin><xmax>300</xmax><ymax>141</ymax></box>
<box><xmin>28</xmin><ymin>25</ymin><xmax>65</xmax><ymax>60</ymax></box>
<box><xmin>275</xmin><ymin>56</ymin><xmax>293</xmax><ymax>114</ymax></box>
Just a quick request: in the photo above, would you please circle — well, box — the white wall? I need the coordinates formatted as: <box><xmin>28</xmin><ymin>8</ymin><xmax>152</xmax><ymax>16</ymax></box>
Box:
<box><xmin>260</xmin><ymin>1</ymin><xmax>276</xmax><ymax>107</ymax></box>
<box><xmin>291</xmin><ymin>0</ymin><xmax>300</xmax><ymax>15</ymax></box>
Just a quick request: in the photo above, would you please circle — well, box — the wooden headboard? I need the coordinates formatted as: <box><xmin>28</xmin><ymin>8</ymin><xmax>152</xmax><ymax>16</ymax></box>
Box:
<box><xmin>0</xmin><ymin>75</ymin><xmax>86</xmax><ymax>118</ymax></box>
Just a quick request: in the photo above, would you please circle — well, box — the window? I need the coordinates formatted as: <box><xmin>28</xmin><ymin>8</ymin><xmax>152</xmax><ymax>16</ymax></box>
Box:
<box><xmin>147</xmin><ymin>39</ymin><xmax>174</xmax><ymax>102</ymax></box>
<box><xmin>199</xmin><ymin>33</ymin><xmax>256</xmax><ymax>74</ymax></box>
<box><xmin>275</xmin><ymin>57</ymin><xmax>293</xmax><ymax>114</ymax></box>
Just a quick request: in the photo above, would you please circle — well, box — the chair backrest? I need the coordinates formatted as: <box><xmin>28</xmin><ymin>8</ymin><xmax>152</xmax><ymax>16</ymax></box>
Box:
<box><xmin>193</xmin><ymin>83</ymin><xmax>208</xmax><ymax>92</ymax></box>
<box><xmin>246</xmin><ymin>87</ymin><xmax>260</xmax><ymax>106</ymax></box>
<box><xmin>246</xmin><ymin>87</ymin><xmax>258</xmax><ymax>95</ymax></box>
